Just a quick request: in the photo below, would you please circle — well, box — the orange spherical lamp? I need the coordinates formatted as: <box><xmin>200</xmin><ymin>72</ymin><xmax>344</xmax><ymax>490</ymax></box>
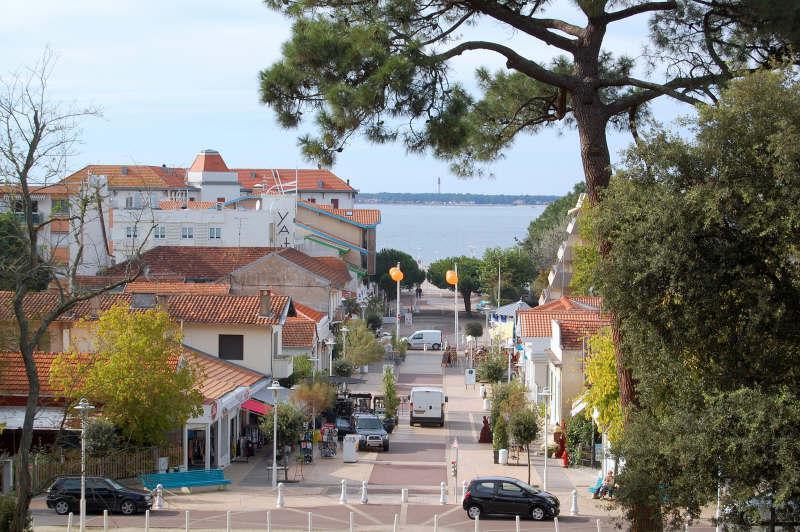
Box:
<box><xmin>445</xmin><ymin>270</ymin><xmax>458</xmax><ymax>285</ymax></box>
<box><xmin>390</xmin><ymin>267</ymin><xmax>404</xmax><ymax>282</ymax></box>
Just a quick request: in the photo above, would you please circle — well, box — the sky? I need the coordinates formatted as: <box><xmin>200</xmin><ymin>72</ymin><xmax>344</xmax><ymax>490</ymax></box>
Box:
<box><xmin>0</xmin><ymin>0</ymin><xmax>691</xmax><ymax>196</ymax></box>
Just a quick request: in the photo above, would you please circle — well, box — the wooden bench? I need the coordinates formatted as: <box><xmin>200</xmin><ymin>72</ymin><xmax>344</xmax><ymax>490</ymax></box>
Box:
<box><xmin>140</xmin><ymin>469</ymin><xmax>231</xmax><ymax>493</ymax></box>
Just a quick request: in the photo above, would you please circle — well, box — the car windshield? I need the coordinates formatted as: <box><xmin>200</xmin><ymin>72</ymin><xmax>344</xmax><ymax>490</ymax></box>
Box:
<box><xmin>514</xmin><ymin>480</ymin><xmax>539</xmax><ymax>494</ymax></box>
<box><xmin>356</xmin><ymin>417</ymin><xmax>383</xmax><ymax>430</ymax></box>
<box><xmin>106</xmin><ymin>479</ymin><xmax>125</xmax><ymax>490</ymax></box>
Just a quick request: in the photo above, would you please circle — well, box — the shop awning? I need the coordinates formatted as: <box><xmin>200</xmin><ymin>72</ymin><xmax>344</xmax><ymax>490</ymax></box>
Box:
<box><xmin>242</xmin><ymin>399</ymin><xmax>271</xmax><ymax>416</ymax></box>
<box><xmin>0</xmin><ymin>407</ymin><xmax>75</xmax><ymax>431</ymax></box>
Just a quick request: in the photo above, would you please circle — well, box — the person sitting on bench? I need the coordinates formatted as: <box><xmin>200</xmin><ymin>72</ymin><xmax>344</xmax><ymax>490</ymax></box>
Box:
<box><xmin>594</xmin><ymin>471</ymin><xmax>615</xmax><ymax>499</ymax></box>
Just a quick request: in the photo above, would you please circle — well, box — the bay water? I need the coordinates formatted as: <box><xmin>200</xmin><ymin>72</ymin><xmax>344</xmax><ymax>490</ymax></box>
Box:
<box><xmin>359</xmin><ymin>202</ymin><xmax>547</xmax><ymax>266</ymax></box>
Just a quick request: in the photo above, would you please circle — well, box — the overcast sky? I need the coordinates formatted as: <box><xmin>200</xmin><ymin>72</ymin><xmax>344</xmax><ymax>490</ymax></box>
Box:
<box><xmin>0</xmin><ymin>0</ymin><xmax>691</xmax><ymax>196</ymax></box>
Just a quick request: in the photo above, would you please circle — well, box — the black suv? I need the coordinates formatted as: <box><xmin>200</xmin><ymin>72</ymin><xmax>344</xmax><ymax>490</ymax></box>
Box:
<box><xmin>462</xmin><ymin>476</ymin><xmax>560</xmax><ymax>521</ymax></box>
<box><xmin>352</xmin><ymin>413</ymin><xmax>390</xmax><ymax>451</ymax></box>
<box><xmin>46</xmin><ymin>476</ymin><xmax>152</xmax><ymax>515</ymax></box>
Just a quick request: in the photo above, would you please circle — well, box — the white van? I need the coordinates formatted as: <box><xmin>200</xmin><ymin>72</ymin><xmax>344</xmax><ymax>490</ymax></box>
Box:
<box><xmin>403</xmin><ymin>330</ymin><xmax>443</xmax><ymax>350</ymax></box>
<box><xmin>409</xmin><ymin>387</ymin><xmax>447</xmax><ymax>427</ymax></box>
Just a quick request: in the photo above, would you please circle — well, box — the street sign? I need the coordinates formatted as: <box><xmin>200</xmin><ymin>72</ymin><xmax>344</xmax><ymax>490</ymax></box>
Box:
<box><xmin>464</xmin><ymin>368</ymin><xmax>476</xmax><ymax>386</ymax></box>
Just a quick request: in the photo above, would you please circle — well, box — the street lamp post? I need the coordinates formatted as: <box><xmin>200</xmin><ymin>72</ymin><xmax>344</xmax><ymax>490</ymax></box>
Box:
<box><xmin>308</xmin><ymin>356</ymin><xmax>320</xmax><ymax>445</ymax></box>
<box><xmin>389</xmin><ymin>264</ymin><xmax>404</xmax><ymax>343</ymax></box>
<box><xmin>74</xmin><ymin>398</ymin><xmax>94</xmax><ymax>532</ymax></box>
<box><xmin>445</xmin><ymin>266</ymin><xmax>459</xmax><ymax>351</ymax></box>
<box><xmin>538</xmin><ymin>388</ymin><xmax>552</xmax><ymax>491</ymax></box>
<box><xmin>325</xmin><ymin>338</ymin><xmax>335</xmax><ymax>377</ymax></box>
<box><xmin>268</xmin><ymin>380</ymin><xmax>283</xmax><ymax>488</ymax></box>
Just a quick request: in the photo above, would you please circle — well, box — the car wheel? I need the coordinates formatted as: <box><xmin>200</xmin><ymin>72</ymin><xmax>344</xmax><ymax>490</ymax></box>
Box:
<box><xmin>120</xmin><ymin>499</ymin><xmax>137</xmax><ymax>515</ymax></box>
<box><xmin>432</xmin><ymin>343</ymin><xmax>441</xmax><ymax>351</ymax></box>
<box><xmin>466</xmin><ymin>505</ymin><xmax>482</xmax><ymax>520</ymax></box>
<box><xmin>54</xmin><ymin>500</ymin><xmax>71</xmax><ymax>515</ymax></box>
<box><xmin>530</xmin><ymin>505</ymin><xmax>546</xmax><ymax>521</ymax></box>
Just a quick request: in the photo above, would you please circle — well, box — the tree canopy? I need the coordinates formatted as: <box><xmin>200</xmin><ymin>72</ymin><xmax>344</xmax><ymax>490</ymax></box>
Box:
<box><xmin>478</xmin><ymin>247</ymin><xmax>536</xmax><ymax>305</ymax></box>
<box><xmin>426</xmin><ymin>256</ymin><xmax>482</xmax><ymax>313</ymax></box>
<box><xmin>375</xmin><ymin>248</ymin><xmax>426</xmax><ymax>297</ymax></box>
<box><xmin>342</xmin><ymin>318</ymin><xmax>385</xmax><ymax>367</ymax></box>
<box><xmin>593</xmin><ymin>70</ymin><xmax>800</xmax><ymax>527</ymax></box>
<box><xmin>51</xmin><ymin>304</ymin><xmax>203</xmax><ymax>446</ymax></box>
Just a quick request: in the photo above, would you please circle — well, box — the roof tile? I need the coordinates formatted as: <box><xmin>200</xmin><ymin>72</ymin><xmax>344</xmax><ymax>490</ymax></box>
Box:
<box><xmin>282</xmin><ymin>317</ymin><xmax>317</xmax><ymax>348</ymax></box>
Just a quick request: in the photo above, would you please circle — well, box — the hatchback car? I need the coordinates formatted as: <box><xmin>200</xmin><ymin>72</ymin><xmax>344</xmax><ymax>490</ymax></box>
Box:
<box><xmin>462</xmin><ymin>476</ymin><xmax>559</xmax><ymax>521</ymax></box>
<box><xmin>46</xmin><ymin>476</ymin><xmax>152</xmax><ymax>515</ymax></box>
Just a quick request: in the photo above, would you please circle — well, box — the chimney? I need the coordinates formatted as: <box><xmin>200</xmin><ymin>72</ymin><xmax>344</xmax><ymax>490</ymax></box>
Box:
<box><xmin>259</xmin><ymin>289</ymin><xmax>273</xmax><ymax>317</ymax></box>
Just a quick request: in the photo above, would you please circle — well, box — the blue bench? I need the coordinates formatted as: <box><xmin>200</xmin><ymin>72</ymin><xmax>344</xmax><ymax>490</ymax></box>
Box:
<box><xmin>588</xmin><ymin>476</ymin><xmax>602</xmax><ymax>495</ymax></box>
<box><xmin>140</xmin><ymin>469</ymin><xmax>231</xmax><ymax>492</ymax></box>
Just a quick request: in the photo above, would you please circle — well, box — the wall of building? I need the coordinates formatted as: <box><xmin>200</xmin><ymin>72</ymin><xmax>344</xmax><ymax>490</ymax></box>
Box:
<box><xmin>229</xmin><ymin>255</ymin><xmax>333</xmax><ymax>314</ymax></box>
<box><xmin>182</xmin><ymin>323</ymin><xmax>278</xmax><ymax>376</ymax></box>
<box><xmin>297</xmin><ymin>191</ymin><xmax>355</xmax><ymax>209</ymax></box>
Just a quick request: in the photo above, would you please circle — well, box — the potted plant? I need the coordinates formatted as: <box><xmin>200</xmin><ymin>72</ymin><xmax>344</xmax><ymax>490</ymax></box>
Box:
<box><xmin>492</xmin><ymin>417</ymin><xmax>508</xmax><ymax>464</ymax></box>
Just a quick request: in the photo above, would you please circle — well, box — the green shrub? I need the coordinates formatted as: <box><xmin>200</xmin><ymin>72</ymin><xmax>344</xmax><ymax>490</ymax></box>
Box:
<box><xmin>464</xmin><ymin>322</ymin><xmax>483</xmax><ymax>337</ymax></box>
<box><xmin>333</xmin><ymin>359</ymin><xmax>354</xmax><ymax>377</ymax></box>
<box><xmin>85</xmin><ymin>418</ymin><xmax>120</xmax><ymax>456</ymax></box>
<box><xmin>477</xmin><ymin>353</ymin><xmax>505</xmax><ymax>383</ymax></box>
<box><xmin>566</xmin><ymin>415</ymin><xmax>594</xmax><ymax>467</ymax></box>
<box><xmin>493</xmin><ymin>416</ymin><xmax>509</xmax><ymax>451</ymax></box>
<box><xmin>0</xmin><ymin>492</ymin><xmax>30</xmax><ymax>532</ymax></box>
<box><xmin>365</xmin><ymin>312</ymin><xmax>382</xmax><ymax>332</ymax></box>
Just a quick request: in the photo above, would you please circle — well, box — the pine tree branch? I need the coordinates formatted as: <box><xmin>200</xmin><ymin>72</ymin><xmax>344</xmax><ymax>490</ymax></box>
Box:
<box><xmin>604</xmin><ymin>1</ymin><xmax>678</xmax><ymax>23</ymax></box>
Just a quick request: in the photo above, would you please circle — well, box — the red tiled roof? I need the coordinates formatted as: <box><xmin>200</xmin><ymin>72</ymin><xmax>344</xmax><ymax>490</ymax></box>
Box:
<box><xmin>557</xmin><ymin>317</ymin><xmax>613</xmax><ymax>350</ymax></box>
<box><xmin>298</xmin><ymin>201</ymin><xmax>380</xmax><ymax>226</ymax></box>
<box><xmin>188</xmin><ymin>150</ymin><xmax>229</xmax><ymax>173</ymax></box>
<box><xmin>63</xmin><ymin>165</ymin><xmax>172</xmax><ymax>189</ymax></box>
<box><xmin>275</xmin><ymin>249</ymin><xmax>351</xmax><ymax>287</ymax></box>
<box><xmin>516</xmin><ymin>309</ymin><xmax>603</xmax><ymax>338</ymax></box>
<box><xmin>282</xmin><ymin>317</ymin><xmax>317</xmax><ymax>348</ymax></box>
<box><xmin>0</xmin><ymin>291</ymin><xmax>133</xmax><ymax>322</ymax></box>
<box><xmin>181</xmin><ymin>347</ymin><xmax>265</xmax><ymax>402</ymax></box>
<box><xmin>124</xmin><ymin>282</ymin><xmax>230</xmax><ymax>295</ymax></box>
<box><xmin>102</xmin><ymin>246</ymin><xmax>277</xmax><ymax>280</ymax></box>
<box><xmin>0</xmin><ymin>349</ymin><xmax>265</xmax><ymax>403</ymax></box>
<box><xmin>568</xmin><ymin>296</ymin><xmax>603</xmax><ymax>310</ymax></box>
<box><xmin>292</xmin><ymin>301</ymin><xmax>326</xmax><ymax>323</ymax></box>
<box><xmin>167</xmin><ymin>294</ymin><xmax>289</xmax><ymax>325</ymax></box>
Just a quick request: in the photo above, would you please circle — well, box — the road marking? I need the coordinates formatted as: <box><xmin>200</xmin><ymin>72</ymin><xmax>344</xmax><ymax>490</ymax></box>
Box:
<box><xmin>419</xmin><ymin>505</ymin><xmax>462</xmax><ymax>526</ymax></box>
<box><xmin>343</xmin><ymin>504</ymin><xmax>383</xmax><ymax>525</ymax></box>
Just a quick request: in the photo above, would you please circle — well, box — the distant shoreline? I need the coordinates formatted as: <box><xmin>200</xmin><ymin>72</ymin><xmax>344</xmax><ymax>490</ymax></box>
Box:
<box><xmin>357</xmin><ymin>192</ymin><xmax>560</xmax><ymax>206</ymax></box>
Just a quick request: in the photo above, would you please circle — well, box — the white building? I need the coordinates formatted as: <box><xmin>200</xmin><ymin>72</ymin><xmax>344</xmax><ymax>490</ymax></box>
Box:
<box><xmin>539</xmin><ymin>192</ymin><xmax>587</xmax><ymax>305</ymax></box>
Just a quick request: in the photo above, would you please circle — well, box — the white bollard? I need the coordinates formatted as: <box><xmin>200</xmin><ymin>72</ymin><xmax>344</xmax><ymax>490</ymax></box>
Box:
<box><xmin>340</xmin><ymin>479</ymin><xmax>348</xmax><ymax>504</ymax></box>
<box><xmin>554</xmin><ymin>516</ymin><xmax>560</xmax><ymax>532</ymax></box>
<box><xmin>103</xmin><ymin>509</ymin><xmax>108</xmax><ymax>532</ymax></box>
<box><xmin>515</xmin><ymin>514</ymin><xmax>520</xmax><ymax>532</ymax></box>
<box><xmin>154</xmin><ymin>484</ymin><xmax>164</xmax><ymax>510</ymax></box>
<box><xmin>474</xmin><ymin>513</ymin><xmax>479</xmax><ymax>532</ymax></box>
<box><xmin>226</xmin><ymin>509</ymin><xmax>232</xmax><ymax>532</ymax></box>
<box><xmin>308</xmin><ymin>511</ymin><xmax>312</xmax><ymax>531</ymax></box>
<box><xmin>145</xmin><ymin>509</ymin><xmax>150</xmax><ymax>532</ymax></box>
<box><xmin>596</xmin><ymin>518</ymin><xmax>601</xmax><ymax>531</ymax></box>
<box><xmin>570</xmin><ymin>488</ymin><xmax>579</xmax><ymax>516</ymax></box>
<box><xmin>401</xmin><ymin>487</ymin><xmax>408</xmax><ymax>503</ymax></box>
<box><xmin>67</xmin><ymin>512</ymin><xmax>73</xmax><ymax>532</ymax></box>
<box><xmin>267</xmin><ymin>511</ymin><xmax>272</xmax><ymax>532</ymax></box>
<box><xmin>461</xmin><ymin>480</ymin><xmax>468</xmax><ymax>501</ymax></box>
<box><xmin>361</xmin><ymin>480</ymin><xmax>369</xmax><ymax>504</ymax></box>
<box><xmin>439</xmin><ymin>481</ymin><xmax>447</xmax><ymax>505</ymax></box>
<box><xmin>349</xmin><ymin>511</ymin><xmax>354</xmax><ymax>532</ymax></box>
<box><xmin>276</xmin><ymin>483</ymin><xmax>285</xmax><ymax>508</ymax></box>
<box><xmin>185</xmin><ymin>510</ymin><xmax>190</xmax><ymax>532</ymax></box>
<box><xmin>434</xmin><ymin>514</ymin><xmax>439</xmax><ymax>532</ymax></box>
<box><xmin>393</xmin><ymin>513</ymin><xmax>399</xmax><ymax>532</ymax></box>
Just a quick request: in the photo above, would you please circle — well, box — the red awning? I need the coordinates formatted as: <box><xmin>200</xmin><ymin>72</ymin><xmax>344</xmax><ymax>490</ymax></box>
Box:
<box><xmin>242</xmin><ymin>399</ymin><xmax>271</xmax><ymax>416</ymax></box>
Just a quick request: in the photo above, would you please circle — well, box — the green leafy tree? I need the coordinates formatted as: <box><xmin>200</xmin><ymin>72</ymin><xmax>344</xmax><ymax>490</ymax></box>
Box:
<box><xmin>291</xmin><ymin>355</ymin><xmax>314</xmax><ymax>381</ymax></box>
<box><xmin>83</xmin><ymin>418</ymin><xmax>120</xmax><ymax>456</ymax></box>
<box><xmin>509</xmin><ymin>409</ymin><xmax>539</xmax><ymax>484</ymax></box>
<box><xmin>382</xmin><ymin>367</ymin><xmax>399</xmax><ymax>420</ymax></box>
<box><xmin>427</xmin><ymin>256</ymin><xmax>482</xmax><ymax>313</ymax></box>
<box><xmin>259</xmin><ymin>402</ymin><xmax>307</xmax><ymax>450</ymax></box>
<box><xmin>476</xmin><ymin>352</ymin><xmax>505</xmax><ymax>384</ymax></box>
<box><xmin>464</xmin><ymin>322</ymin><xmax>483</xmax><ymax>338</ymax></box>
<box><xmin>479</xmin><ymin>247</ymin><xmax>536</xmax><ymax>306</ymax></box>
<box><xmin>375</xmin><ymin>249</ymin><xmax>425</xmax><ymax>299</ymax></box>
<box><xmin>342</xmin><ymin>319</ymin><xmax>385</xmax><ymax>367</ymax></box>
<box><xmin>332</xmin><ymin>358</ymin><xmax>354</xmax><ymax>377</ymax></box>
<box><xmin>593</xmin><ymin>71</ymin><xmax>800</xmax><ymax>528</ymax></box>
<box><xmin>50</xmin><ymin>304</ymin><xmax>203</xmax><ymax>446</ymax></box>
<box><xmin>293</xmin><ymin>380</ymin><xmax>336</xmax><ymax>422</ymax></box>
<box><xmin>583</xmin><ymin>328</ymin><xmax>623</xmax><ymax>443</ymax></box>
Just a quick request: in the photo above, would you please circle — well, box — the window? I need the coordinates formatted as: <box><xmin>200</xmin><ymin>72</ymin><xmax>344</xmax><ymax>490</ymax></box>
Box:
<box><xmin>331</xmin><ymin>198</ymin><xmax>339</xmax><ymax>209</ymax></box>
<box><xmin>51</xmin><ymin>198</ymin><xmax>69</xmax><ymax>215</ymax></box>
<box><xmin>219</xmin><ymin>335</ymin><xmax>244</xmax><ymax>360</ymax></box>
<box><xmin>474</xmin><ymin>481</ymin><xmax>495</xmax><ymax>496</ymax></box>
<box><xmin>181</xmin><ymin>226</ymin><xmax>194</xmax><ymax>239</ymax></box>
<box><xmin>13</xmin><ymin>200</ymin><xmax>37</xmax><ymax>213</ymax></box>
<box><xmin>154</xmin><ymin>225</ymin><xmax>166</xmax><ymax>239</ymax></box>
<box><xmin>209</xmin><ymin>227</ymin><xmax>221</xmax><ymax>239</ymax></box>
<box><xmin>500</xmin><ymin>482</ymin><xmax>524</xmax><ymax>496</ymax></box>
<box><xmin>125</xmin><ymin>196</ymin><xmax>133</xmax><ymax>209</ymax></box>
<box><xmin>125</xmin><ymin>226</ymin><xmax>137</xmax><ymax>238</ymax></box>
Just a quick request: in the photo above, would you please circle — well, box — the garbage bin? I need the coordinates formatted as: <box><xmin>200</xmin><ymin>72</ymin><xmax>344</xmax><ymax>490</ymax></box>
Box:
<box><xmin>498</xmin><ymin>448</ymin><xmax>509</xmax><ymax>465</ymax></box>
<box><xmin>343</xmin><ymin>434</ymin><xmax>359</xmax><ymax>463</ymax></box>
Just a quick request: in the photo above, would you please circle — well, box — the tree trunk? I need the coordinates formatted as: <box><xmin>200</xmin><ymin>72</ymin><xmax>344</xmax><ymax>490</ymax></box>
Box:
<box><xmin>12</xmin><ymin>344</ymin><xmax>38</xmax><ymax>532</ymax></box>
<box><xmin>461</xmin><ymin>290</ymin><xmax>472</xmax><ymax>314</ymax></box>
<box><xmin>526</xmin><ymin>444</ymin><xmax>531</xmax><ymax>485</ymax></box>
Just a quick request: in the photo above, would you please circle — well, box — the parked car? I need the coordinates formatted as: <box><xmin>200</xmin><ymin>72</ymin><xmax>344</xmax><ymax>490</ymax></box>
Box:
<box><xmin>409</xmin><ymin>386</ymin><xmax>447</xmax><ymax>427</ymax></box>
<box><xmin>335</xmin><ymin>416</ymin><xmax>355</xmax><ymax>440</ymax></box>
<box><xmin>352</xmin><ymin>413</ymin><xmax>390</xmax><ymax>451</ymax></box>
<box><xmin>462</xmin><ymin>476</ymin><xmax>560</xmax><ymax>521</ymax></box>
<box><xmin>46</xmin><ymin>476</ymin><xmax>152</xmax><ymax>516</ymax></box>
<box><xmin>402</xmin><ymin>329</ymin><xmax>443</xmax><ymax>350</ymax></box>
